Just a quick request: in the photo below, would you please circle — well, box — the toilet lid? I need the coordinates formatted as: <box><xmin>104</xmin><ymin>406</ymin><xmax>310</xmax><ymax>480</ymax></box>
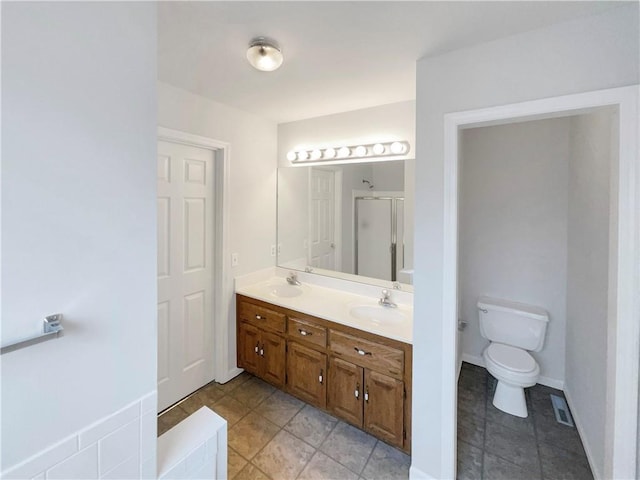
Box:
<box><xmin>486</xmin><ymin>343</ymin><xmax>537</xmax><ymax>373</ymax></box>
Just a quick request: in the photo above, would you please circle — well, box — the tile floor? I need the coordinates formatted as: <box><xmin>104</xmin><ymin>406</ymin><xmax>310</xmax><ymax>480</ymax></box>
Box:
<box><xmin>457</xmin><ymin>362</ymin><xmax>594</xmax><ymax>480</ymax></box>
<box><xmin>158</xmin><ymin>372</ymin><xmax>411</xmax><ymax>480</ymax></box>
<box><xmin>158</xmin><ymin>365</ymin><xmax>593</xmax><ymax>480</ymax></box>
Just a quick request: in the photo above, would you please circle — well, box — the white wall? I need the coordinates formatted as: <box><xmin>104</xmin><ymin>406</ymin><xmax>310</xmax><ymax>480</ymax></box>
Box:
<box><xmin>372</xmin><ymin>162</ymin><xmax>404</xmax><ymax>192</ymax></box>
<box><xmin>412</xmin><ymin>5</ymin><xmax>639</xmax><ymax>479</ymax></box>
<box><xmin>157</xmin><ymin>82</ymin><xmax>278</xmax><ymax>379</ymax></box>
<box><xmin>459</xmin><ymin>118</ymin><xmax>570</xmax><ymax>387</ymax></box>
<box><xmin>1</xmin><ymin>1</ymin><xmax>157</xmax><ymax>476</ymax></box>
<box><xmin>564</xmin><ymin>108</ymin><xmax>615</xmax><ymax>479</ymax></box>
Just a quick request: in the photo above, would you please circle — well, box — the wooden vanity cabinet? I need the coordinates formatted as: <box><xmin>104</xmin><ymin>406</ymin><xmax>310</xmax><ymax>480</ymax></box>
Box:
<box><xmin>328</xmin><ymin>352</ymin><xmax>405</xmax><ymax>448</ymax></box>
<box><xmin>364</xmin><ymin>369</ymin><xmax>405</xmax><ymax>447</ymax></box>
<box><xmin>236</xmin><ymin>294</ymin><xmax>412</xmax><ymax>452</ymax></box>
<box><xmin>287</xmin><ymin>342</ymin><xmax>327</xmax><ymax>408</ymax></box>
<box><xmin>328</xmin><ymin>357</ymin><xmax>363</xmax><ymax>426</ymax></box>
<box><xmin>237</xmin><ymin>301</ymin><xmax>286</xmax><ymax>388</ymax></box>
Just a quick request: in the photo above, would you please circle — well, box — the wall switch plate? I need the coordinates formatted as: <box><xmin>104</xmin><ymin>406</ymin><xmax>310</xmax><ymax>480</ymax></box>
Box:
<box><xmin>270</xmin><ymin>245</ymin><xmax>276</xmax><ymax>257</ymax></box>
<box><xmin>231</xmin><ymin>253</ymin><xmax>239</xmax><ymax>267</ymax></box>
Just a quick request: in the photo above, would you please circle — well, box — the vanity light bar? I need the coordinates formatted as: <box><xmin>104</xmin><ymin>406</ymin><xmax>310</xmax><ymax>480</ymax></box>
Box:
<box><xmin>288</xmin><ymin>141</ymin><xmax>410</xmax><ymax>163</ymax></box>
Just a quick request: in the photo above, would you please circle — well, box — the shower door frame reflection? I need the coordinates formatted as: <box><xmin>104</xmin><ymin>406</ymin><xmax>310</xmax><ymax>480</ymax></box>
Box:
<box><xmin>354</xmin><ymin>195</ymin><xmax>405</xmax><ymax>281</ymax></box>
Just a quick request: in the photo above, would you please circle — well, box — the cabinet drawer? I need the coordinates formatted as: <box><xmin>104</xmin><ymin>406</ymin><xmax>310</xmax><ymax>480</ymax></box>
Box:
<box><xmin>239</xmin><ymin>301</ymin><xmax>286</xmax><ymax>333</ymax></box>
<box><xmin>329</xmin><ymin>330</ymin><xmax>404</xmax><ymax>380</ymax></box>
<box><xmin>287</xmin><ymin>317</ymin><xmax>327</xmax><ymax>348</ymax></box>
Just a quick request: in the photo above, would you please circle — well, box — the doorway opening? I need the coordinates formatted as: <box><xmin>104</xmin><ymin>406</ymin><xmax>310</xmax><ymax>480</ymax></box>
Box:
<box><xmin>442</xmin><ymin>86</ymin><xmax>639</xmax><ymax>479</ymax></box>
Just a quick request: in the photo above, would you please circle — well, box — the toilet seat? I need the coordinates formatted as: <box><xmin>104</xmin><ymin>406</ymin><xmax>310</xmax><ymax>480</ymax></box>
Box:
<box><xmin>483</xmin><ymin>343</ymin><xmax>540</xmax><ymax>388</ymax></box>
<box><xmin>485</xmin><ymin>343</ymin><xmax>537</xmax><ymax>373</ymax></box>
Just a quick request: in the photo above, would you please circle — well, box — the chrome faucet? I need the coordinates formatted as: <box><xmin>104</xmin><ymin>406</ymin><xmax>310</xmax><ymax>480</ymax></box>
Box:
<box><xmin>378</xmin><ymin>289</ymin><xmax>397</xmax><ymax>308</ymax></box>
<box><xmin>286</xmin><ymin>271</ymin><xmax>301</xmax><ymax>286</ymax></box>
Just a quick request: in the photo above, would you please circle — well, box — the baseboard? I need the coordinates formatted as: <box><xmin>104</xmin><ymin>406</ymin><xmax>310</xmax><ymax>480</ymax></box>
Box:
<box><xmin>461</xmin><ymin>353</ymin><xmax>484</xmax><ymax>368</ymax></box>
<box><xmin>538</xmin><ymin>375</ymin><xmax>564</xmax><ymax>390</ymax></box>
<box><xmin>563</xmin><ymin>386</ymin><xmax>601</xmax><ymax>480</ymax></box>
<box><xmin>409</xmin><ymin>464</ymin><xmax>438</xmax><ymax>479</ymax></box>
<box><xmin>460</xmin><ymin>353</ymin><xmax>564</xmax><ymax>389</ymax></box>
<box><xmin>218</xmin><ymin>367</ymin><xmax>244</xmax><ymax>385</ymax></box>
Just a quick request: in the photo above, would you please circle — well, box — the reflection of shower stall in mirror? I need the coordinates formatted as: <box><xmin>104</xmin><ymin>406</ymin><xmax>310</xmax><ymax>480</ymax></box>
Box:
<box><xmin>354</xmin><ymin>194</ymin><xmax>404</xmax><ymax>281</ymax></box>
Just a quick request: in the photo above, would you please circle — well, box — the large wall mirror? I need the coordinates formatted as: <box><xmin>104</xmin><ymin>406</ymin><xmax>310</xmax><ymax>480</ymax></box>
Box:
<box><xmin>277</xmin><ymin>160</ymin><xmax>413</xmax><ymax>286</ymax></box>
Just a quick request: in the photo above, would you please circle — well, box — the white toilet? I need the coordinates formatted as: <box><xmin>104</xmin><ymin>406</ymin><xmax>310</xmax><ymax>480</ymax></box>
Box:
<box><xmin>477</xmin><ymin>296</ymin><xmax>549</xmax><ymax>418</ymax></box>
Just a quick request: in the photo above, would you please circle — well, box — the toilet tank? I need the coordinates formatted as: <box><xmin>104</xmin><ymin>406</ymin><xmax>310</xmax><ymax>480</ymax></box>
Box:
<box><xmin>477</xmin><ymin>296</ymin><xmax>549</xmax><ymax>352</ymax></box>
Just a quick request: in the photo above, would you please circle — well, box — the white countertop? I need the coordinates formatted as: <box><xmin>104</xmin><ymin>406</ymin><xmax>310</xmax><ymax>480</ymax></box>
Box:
<box><xmin>235</xmin><ymin>275</ymin><xmax>413</xmax><ymax>344</ymax></box>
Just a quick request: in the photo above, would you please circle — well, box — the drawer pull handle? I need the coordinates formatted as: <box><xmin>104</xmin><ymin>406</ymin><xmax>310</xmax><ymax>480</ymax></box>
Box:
<box><xmin>255</xmin><ymin>314</ymin><xmax>266</xmax><ymax>320</ymax></box>
<box><xmin>298</xmin><ymin>329</ymin><xmax>312</xmax><ymax>336</ymax></box>
<box><xmin>260</xmin><ymin>344</ymin><xmax>264</xmax><ymax>356</ymax></box>
<box><xmin>254</xmin><ymin>342</ymin><xmax>260</xmax><ymax>354</ymax></box>
<box><xmin>364</xmin><ymin>386</ymin><xmax>369</xmax><ymax>403</ymax></box>
<box><xmin>354</xmin><ymin>347</ymin><xmax>372</xmax><ymax>356</ymax></box>
<box><xmin>355</xmin><ymin>383</ymin><xmax>360</xmax><ymax>399</ymax></box>
<box><xmin>319</xmin><ymin>369</ymin><xmax>323</xmax><ymax>384</ymax></box>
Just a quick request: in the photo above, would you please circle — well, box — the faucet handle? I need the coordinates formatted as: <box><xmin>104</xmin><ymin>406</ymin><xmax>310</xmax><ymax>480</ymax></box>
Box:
<box><xmin>381</xmin><ymin>289</ymin><xmax>390</xmax><ymax>298</ymax></box>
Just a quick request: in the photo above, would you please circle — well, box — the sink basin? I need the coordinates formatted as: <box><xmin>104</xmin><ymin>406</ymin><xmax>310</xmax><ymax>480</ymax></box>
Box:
<box><xmin>349</xmin><ymin>304</ymin><xmax>407</xmax><ymax>323</ymax></box>
<box><xmin>263</xmin><ymin>283</ymin><xmax>305</xmax><ymax>298</ymax></box>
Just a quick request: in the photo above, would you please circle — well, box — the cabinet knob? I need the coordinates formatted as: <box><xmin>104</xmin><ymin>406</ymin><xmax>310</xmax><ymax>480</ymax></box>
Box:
<box><xmin>364</xmin><ymin>386</ymin><xmax>369</xmax><ymax>403</ymax></box>
<box><xmin>254</xmin><ymin>343</ymin><xmax>259</xmax><ymax>354</ymax></box>
<box><xmin>260</xmin><ymin>344</ymin><xmax>264</xmax><ymax>356</ymax></box>
<box><xmin>355</xmin><ymin>383</ymin><xmax>360</xmax><ymax>399</ymax></box>
<box><xmin>319</xmin><ymin>369</ymin><xmax>323</xmax><ymax>384</ymax></box>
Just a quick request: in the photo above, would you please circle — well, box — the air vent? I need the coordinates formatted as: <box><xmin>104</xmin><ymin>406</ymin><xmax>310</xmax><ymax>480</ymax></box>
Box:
<box><xmin>550</xmin><ymin>394</ymin><xmax>574</xmax><ymax>427</ymax></box>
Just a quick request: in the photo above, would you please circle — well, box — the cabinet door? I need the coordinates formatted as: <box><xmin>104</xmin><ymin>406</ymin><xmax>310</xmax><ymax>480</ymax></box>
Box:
<box><xmin>238</xmin><ymin>322</ymin><xmax>261</xmax><ymax>375</ymax></box>
<box><xmin>287</xmin><ymin>342</ymin><xmax>327</xmax><ymax>408</ymax></box>
<box><xmin>261</xmin><ymin>330</ymin><xmax>286</xmax><ymax>388</ymax></box>
<box><xmin>328</xmin><ymin>357</ymin><xmax>363</xmax><ymax>427</ymax></box>
<box><xmin>364</xmin><ymin>370</ymin><xmax>404</xmax><ymax>448</ymax></box>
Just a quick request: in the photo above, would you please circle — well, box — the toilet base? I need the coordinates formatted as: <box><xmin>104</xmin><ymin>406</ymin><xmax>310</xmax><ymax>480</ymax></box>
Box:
<box><xmin>492</xmin><ymin>381</ymin><xmax>528</xmax><ymax>418</ymax></box>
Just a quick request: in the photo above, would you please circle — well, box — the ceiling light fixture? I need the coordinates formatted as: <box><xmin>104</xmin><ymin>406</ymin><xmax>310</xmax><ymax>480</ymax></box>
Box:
<box><xmin>246</xmin><ymin>37</ymin><xmax>283</xmax><ymax>72</ymax></box>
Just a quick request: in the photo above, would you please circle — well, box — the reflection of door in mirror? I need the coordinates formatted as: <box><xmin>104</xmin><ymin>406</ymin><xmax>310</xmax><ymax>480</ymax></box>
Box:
<box><xmin>309</xmin><ymin>168</ymin><xmax>336</xmax><ymax>269</ymax></box>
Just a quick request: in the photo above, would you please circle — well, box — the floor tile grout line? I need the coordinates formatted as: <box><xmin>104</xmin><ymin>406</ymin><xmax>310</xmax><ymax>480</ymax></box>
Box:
<box><xmin>530</xmin><ymin>391</ymin><xmax>545</xmax><ymax>480</ymax></box>
<box><xmin>480</xmin><ymin>372</ymin><xmax>489</xmax><ymax>480</ymax></box>
<box><xmin>359</xmin><ymin>439</ymin><xmax>380</xmax><ymax>479</ymax></box>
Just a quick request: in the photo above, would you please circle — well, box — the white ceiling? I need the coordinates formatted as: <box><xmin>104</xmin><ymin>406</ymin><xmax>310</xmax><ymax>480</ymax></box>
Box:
<box><xmin>158</xmin><ymin>1</ymin><xmax>621</xmax><ymax>124</ymax></box>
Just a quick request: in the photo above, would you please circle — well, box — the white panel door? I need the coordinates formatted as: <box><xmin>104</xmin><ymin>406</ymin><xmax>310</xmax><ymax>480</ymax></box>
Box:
<box><xmin>157</xmin><ymin>140</ymin><xmax>215</xmax><ymax>412</ymax></box>
<box><xmin>309</xmin><ymin>168</ymin><xmax>336</xmax><ymax>269</ymax></box>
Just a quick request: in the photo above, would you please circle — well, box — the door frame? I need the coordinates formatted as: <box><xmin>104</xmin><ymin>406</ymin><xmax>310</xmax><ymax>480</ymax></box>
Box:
<box><xmin>157</xmin><ymin>127</ymin><xmax>232</xmax><ymax>384</ymax></box>
<box><xmin>442</xmin><ymin>86</ymin><xmax>639</xmax><ymax>479</ymax></box>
